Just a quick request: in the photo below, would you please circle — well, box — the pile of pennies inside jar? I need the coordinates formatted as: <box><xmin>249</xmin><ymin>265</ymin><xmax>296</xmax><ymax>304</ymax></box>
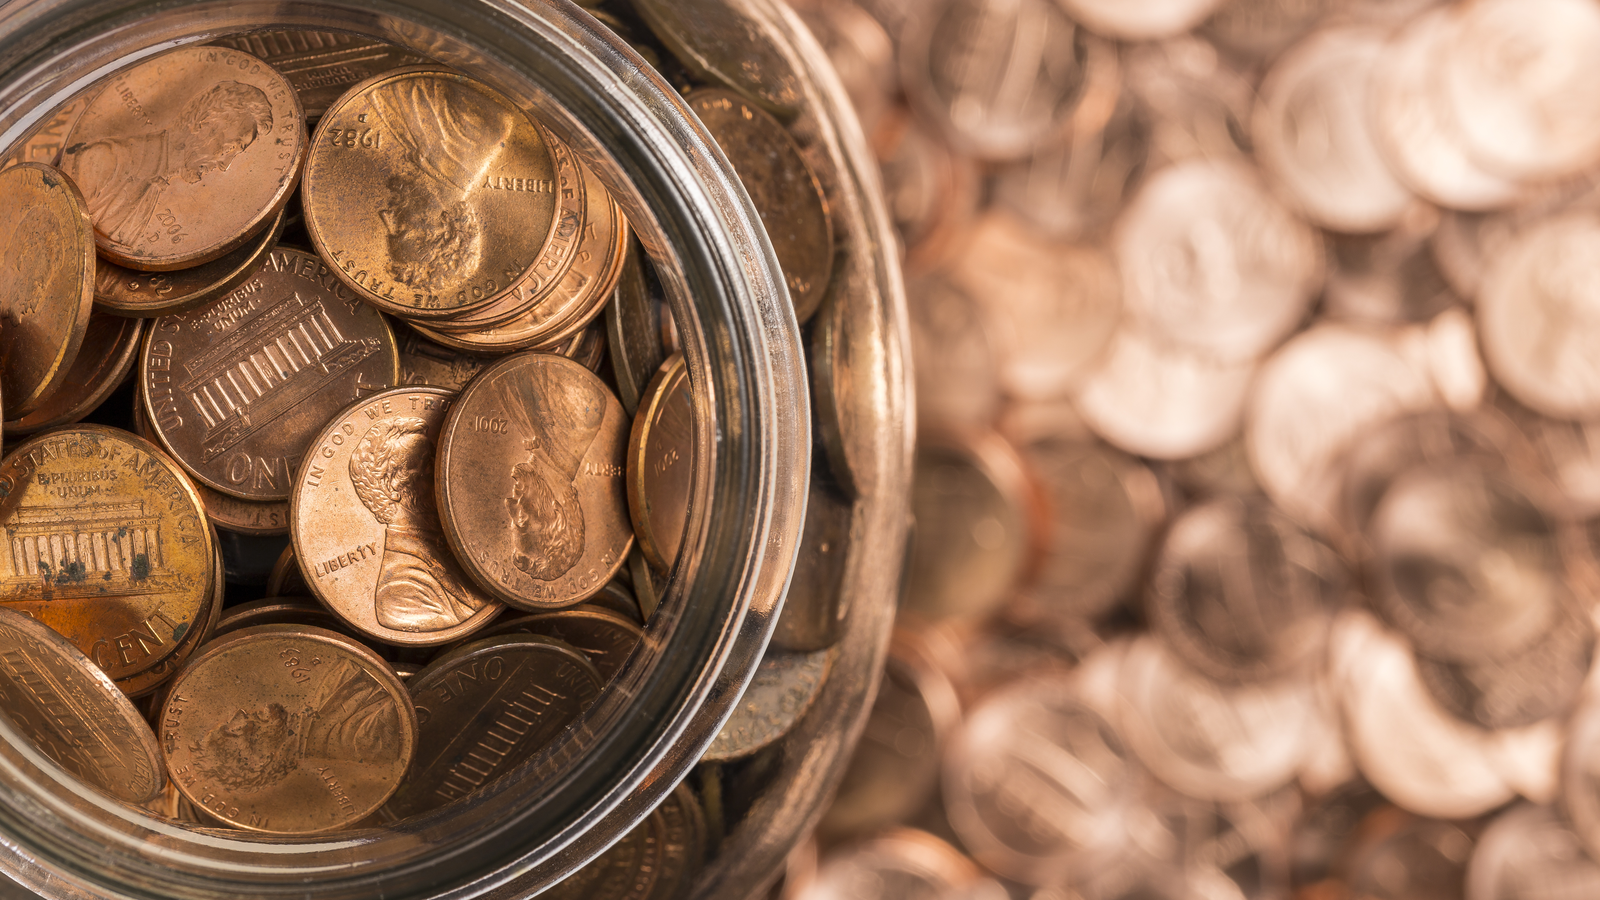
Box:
<box><xmin>0</xmin><ymin>0</ymin><xmax>863</xmax><ymax>887</ymax></box>
<box><xmin>776</xmin><ymin>0</ymin><xmax>1600</xmax><ymax>898</ymax></box>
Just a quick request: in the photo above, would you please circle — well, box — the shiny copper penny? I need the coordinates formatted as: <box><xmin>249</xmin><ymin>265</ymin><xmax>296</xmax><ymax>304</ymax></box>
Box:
<box><xmin>0</xmin><ymin>426</ymin><xmax>215</xmax><ymax>681</ymax></box>
<box><xmin>140</xmin><ymin>246</ymin><xmax>400</xmax><ymax>502</ymax></box>
<box><xmin>210</xmin><ymin>32</ymin><xmax>430</xmax><ymax>119</ymax></box>
<box><xmin>384</xmin><ymin>633</ymin><xmax>603</xmax><ymax>818</ymax></box>
<box><xmin>627</xmin><ymin>354</ymin><xmax>693</xmax><ymax>573</ymax></box>
<box><xmin>436</xmin><ymin>353</ymin><xmax>632</xmax><ymax>610</ymax></box>
<box><xmin>687</xmin><ymin>89</ymin><xmax>833</xmax><ymax>323</ymax></box>
<box><xmin>94</xmin><ymin>203</ymin><xmax>286</xmax><ymax>317</ymax></box>
<box><xmin>0</xmin><ymin>96</ymin><xmax>86</xmax><ymax>170</ymax></box>
<box><xmin>0</xmin><ymin>162</ymin><xmax>97</xmax><ymax>418</ymax></box>
<box><xmin>302</xmin><ymin>67</ymin><xmax>558</xmax><ymax>320</ymax></box>
<box><xmin>60</xmin><ymin>45</ymin><xmax>306</xmax><ymax>271</ymax></box>
<box><xmin>480</xmin><ymin>605</ymin><xmax>645</xmax><ymax>682</ymax></box>
<box><xmin>0</xmin><ymin>606</ymin><xmax>165</xmax><ymax>803</ymax></box>
<box><xmin>159</xmin><ymin>623</ymin><xmax>416</xmax><ymax>833</ymax></box>
<box><xmin>291</xmin><ymin>387</ymin><xmax>503</xmax><ymax>645</ymax></box>
<box><xmin>5</xmin><ymin>313</ymin><xmax>141</xmax><ymax>437</ymax></box>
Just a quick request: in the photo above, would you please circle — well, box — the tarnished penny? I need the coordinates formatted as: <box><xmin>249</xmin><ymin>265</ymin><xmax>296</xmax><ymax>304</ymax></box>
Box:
<box><xmin>481</xmin><ymin>606</ymin><xmax>644</xmax><ymax>682</ymax></box>
<box><xmin>292</xmin><ymin>386</ymin><xmax>502</xmax><ymax>645</ymax></box>
<box><xmin>0</xmin><ymin>162</ymin><xmax>97</xmax><ymax>419</ymax></box>
<box><xmin>539</xmin><ymin>798</ymin><xmax>666</xmax><ymax>900</ymax></box>
<box><xmin>140</xmin><ymin>246</ymin><xmax>400</xmax><ymax>502</ymax></box>
<box><xmin>210</xmin><ymin>32</ymin><xmax>430</xmax><ymax>119</ymax></box>
<box><xmin>0</xmin><ymin>606</ymin><xmax>165</xmax><ymax>804</ymax></box>
<box><xmin>384</xmin><ymin>634</ymin><xmax>603</xmax><ymax>818</ymax></box>
<box><xmin>396</xmin><ymin>327</ymin><xmax>492</xmax><ymax>392</ymax></box>
<box><xmin>0</xmin><ymin>426</ymin><xmax>214</xmax><ymax>681</ymax></box>
<box><xmin>0</xmin><ymin>97</ymin><xmax>86</xmax><ymax>170</ymax></box>
<box><xmin>702</xmin><ymin>648</ymin><xmax>832</xmax><ymax>763</ymax></box>
<box><xmin>606</xmin><ymin>244</ymin><xmax>664</xmax><ymax>417</ymax></box>
<box><xmin>627</xmin><ymin>354</ymin><xmax>693</xmax><ymax>574</ymax></box>
<box><xmin>687</xmin><ymin>89</ymin><xmax>833</xmax><ymax>323</ymax></box>
<box><xmin>772</xmin><ymin>473</ymin><xmax>852</xmax><ymax>653</ymax></box>
<box><xmin>633</xmin><ymin>0</ymin><xmax>804</xmax><ymax>117</ymax></box>
<box><xmin>60</xmin><ymin>45</ymin><xmax>306</xmax><ymax>271</ymax></box>
<box><xmin>5</xmin><ymin>313</ymin><xmax>141</xmax><ymax>437</ymax></box>
<box><xmin>93</xmin><ymin>204</ymin><xmax>286</xmax><ymax>317</ymax></box>
<box><xmin>302</xmin><ymin>67</ymin><xmax>559</xmax><ymax>320</ymax></box>
<box><xmin>159</xmin><ymin>624</ymin><xmax>416</xmax><ymax>833</ymax></box>
<box><xmin>114</xmin><ymin>533</ymin><xmax>222</xmax><ymax>701</ymax></box>
<box><xmin>437</xmin><ymin>353</ymin><xmax>632</xmax><ymax>610</ymax></box>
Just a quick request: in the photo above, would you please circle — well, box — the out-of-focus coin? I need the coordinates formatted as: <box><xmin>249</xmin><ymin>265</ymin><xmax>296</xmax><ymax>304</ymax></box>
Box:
<box><xmin>1200</xmin><ymin>0</ymin><xmax>1330</xmax><ymax>64</ymax></box>
<box><xmin>437</xmin><ymin>353</ymin><xmax>632</xmax><ymax>610</ymax></box>
<box><xmin>905</xmin><ymin>275</ymin><xmax>1000</xmax><ymax>432</ymax></box>
<box><xmin>396</xmin><ymin>327</ymin><xmax>491</xmax><ymax>392</ymax></box>
<box><xmin>0</xmin><ymin>426</ymin><xmax>214</xmax><ymax>681</ymax></box>
<box><xmin>1346</xmin><ymin>817</ymin><xmax>1475</xmax><ymax>900</ymax></box>
<box><xmin>627</xmin><ymin>354</ymin><xmax>693</xmax><ymax>574</ymax></box>
<box><xmin>1114</xmin><ymin>159</ymin><xmax>1322</xmax><ymax>361</ymax></box>
<box><xmin>160</xmin><ymin>624</ymin><xmax>416</xmax><ymax>833</ymax></box>
<box><xmin>1123</xmin><ymin>37</ymin><xmax>1255</xmax><ymax>168</ymax></box>
<box><xmin>1148</xmin><ymin>496</ymin><xmax>1343</xmax><ymax>684</ymax></box>
<box><xmin>1478</xmin><ymin>212</ymin><xmax>1600</xmax><ymax>420</ymax></box>
<box><xmin>1059</xmin><ymin>0</ymin><xmax>1228</xmax><ymax>41</ymax></box>
<box><xmin>1322</xmin><ymin>212</ymin><xmax>1458</xmax><ymax>327</ymax></box>
<box><xmin>60</xmin><ymin>45</ymin><xmax>305</xmax><ymax>271</ymax></box>
<box><xmin>1559</xmin><ymin>689</ymin><xmax>1600</xmax><ymax>862</ymax></box>
<box><xmin>1466</xmin><ymin>804</ymin><xmax>1600</xmax><ymax>900</ymax></box>
<box><xmin>799</xmin><ymin>830</ymin><xmax>1002</xmax><ymax>900</ymax></box>
<box><xmin>266</xmin><ymin>543</ymin><xmax>309</xmax><ymax>598</ymax></box>
<box><xmin>633</xmin><ymin>0</ymin><xmax>803</xmax><ymax>117</ymax></box>
<box><xmin>293</xmin><ymin>386</ymin><xmax>501</xmax><ymax>645</ymax></box>
<box><xmin>0</xmin><ymin>97</ymin><xmax>86</xmax><ymax>169</ymax></box>
<box><xmin>795</xmin><ymin>1</ymin><xmax>896</xmax><ymax>135</ymax></box>
<box><xmin>901</xmin><ymin>430</ymin><xmax>1034</xmax><ymax>624</ymax></box>
<box><xmin>1416</xmin><ymin>605</ymin><xmax>1594</xmax><ymax>731</ymax></box>
<box><xmin>606</xmin><ymin>245</ymin><xmax>664</xmax><ymax>417</ymax></box>
<box><xmin>480</xmin><ymin>605</ymin><xmax>644</xmax><ymax>683</ymax></box>
<box><xmin>874</xmin><ymin>110</ymin><xmax>980</xmax><ymax>267</ymax></box>
<box><xmin>991</xmin><ymin>95</ymin><xmax>1149</xmax><ymax>244</ymax></box>
<box><xmin>1253</xmin><ymin>27</ymin><xmax>1413</xmax><ymax>233</ymax></box>
<box><xmin>772</xmin><ymin>473</ymin><xmax>852</xmax><ymax>653</ymax></box>
<box><xmin>688</xmin><ymin>89</ymin><xmax>833</xmax><ymax>323</ymax></box>
<box><xmin>210</xmin><ymin>32</ymin><xmax>430</xmax><ymax>120</ymax></box>
<box><xmin>384</xmin><ymin>634</ymin><xmax>603</xmax><ymax>818</ymax></box>
<box><xmin>0</xmin><ymin>162</ymin><xmax>96</xmax><ymax>419</ymax></box>
<box><xmin>702</xmin><ymin>648</ymin><xmax>832</xmax><ymax>763</ymax></box>
<box><xmin>5</xmin><ymin>314</ymin><xmax>140</xmax><ymax>436</ymax></box>
<box><xmin>139</xmin><ymin>246</ymin><xmax>400</xmax><ymax>502</ymax></box>
<box><xmin>93</xmin><ymin>204</ymin><xmax>286</xmax><ymax>317</ymax></box>
<box><xmin>302</xmin><ymin>67</ymin><xmax>557</xmax><ymax>319</ymax></box>
<box><xmin>0</xmin><ymin>606</ymin><xmax>165</xmax><ymax>804</ymax></box>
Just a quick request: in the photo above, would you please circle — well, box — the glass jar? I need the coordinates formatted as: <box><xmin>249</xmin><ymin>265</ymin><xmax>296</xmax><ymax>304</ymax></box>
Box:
<box><xmin>0</xmin><ymin>0</ymin><xmax>909</xmax><ymax>897</ymax></box>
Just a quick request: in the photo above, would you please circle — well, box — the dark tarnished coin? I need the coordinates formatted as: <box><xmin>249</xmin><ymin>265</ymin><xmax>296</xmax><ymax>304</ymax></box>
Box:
<box><xmin>93</xmin><ymin>204</ymin><xmax>286</xmax><ymax>317</ymax></box>
<box><xmin>60</xmin><ymin>45</ymin><xmax>306</xmax><ymax>271</ymax></box>
<box><xmin>384</xmin><ymin>634</ymin><xmax>603</xmax><ymax>818</ymax></box>
<box><xmin>0</xmin><ymin>426</ymin><xmax>215</xmax><ymax>681</ymax></box>
<box><xmin>606</xmin><ymin>244</ymin><xmax>664</xmax><ymax>417</ymax></box>
<box><xmin>210</xmin><ymin>32</ymin><xmax>430</xmax><ymax>119</ymax></box>
<box><xmin>140</xmin><ymin>246</ymin><xmax>400</xmax><ymax>502</ymax></box>
<box><xmin>437</xmin><ymin>353</ymin><xmax>632</xmax><ymax>610</ymax></box>
<box><xmin>267</xmin><ymin>543</ymin><xmax>309</xmax><ymax>598</ymax></box>
<box><xmin>481</xmin><ymin>605</ymin><xmax>644</xmax><ymax>682</ymax></box>
<box><xmin>633</xmin><ymin>0</ymin><xmax>803</xmax><ymax>117</ymax></box>
<box><xmin>627</xmin><ymin>354</ymin><xmax>693</xmax><ymax>574</ymax></box>
<box><xmin>397</xmin><ymin>326</ymin><xmax>492</xmax><ymax>392</ymax></box>
<box><xmin>303</xmin><ymin>67</ymin><xmax>558</xmax><ymax>320</ymax></box>
<box><xmin>160</xmin><ymin>623</ymin><xmax>416</xmax><ymax>833</ymax></box>
<box><xmin>651</xmin><ymin>783</ymin><xmax>707</xmax><ymax>900</ymax></box>
<box><xmin>0</xmin><ymin>162</ymin><xmax>96</xmax><ymax>419</ymax></box>
<box><xmin>687</xmin><ymin>89</ymin><xmax>833</xmax><ymax>323</ymax></box>
<box><xmin>5</xmin><ymin>313</ymin><xmax>141</xmax><ymax>437</ymax></box>
<box><xmin>772</xmin><ymin>473</ymin><xmax>852</xmax><ymax>653</ymax></box>
<box><xmin>0</xmin><ymin>606</ymin><xmax>165</xmax><ymax>804</ymax></box>
<box><xmin>702</xmin><ymin>648</ymin><xmax>832</xmax><ymax>763</ymax></box>
<box><xmin>1415</xmin><ymin>607</ymin><xmax>1594</xmax><ymax>731</ymax></box>
<box><xmin>292</xmin><ymin>387</ymin><xmax>502</xmax><ymax>645</ymax></box>
<box><xmin>539</xmin><ymin>800</ymin><xmax>665</xmax><ymax>900</ymax></box>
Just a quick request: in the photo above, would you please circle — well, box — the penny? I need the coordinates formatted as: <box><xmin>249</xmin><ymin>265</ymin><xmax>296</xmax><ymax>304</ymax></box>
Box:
<box><xmin>0</xmin><ymin>426</ymin><xmax>215</xmax><ymax>681</ymax></box>
<box><xmin>266</xmin><ymin>544</ymin><xmax>309</xmax><ymax>598</ymax></box>
<box><xmin>629</xmin><ymin>547</ymin><xmax>660</xmax><ymax>621</ymax></box>
<box><xmin>114</xmin><ymin>533</ymin><xmax>222</xmax><ymax>701</ymax></box>
<box><xmin>5</xmin><ymin>313</ymin><xmax>141</xmax><ymax>437</ymax></box>
<box><xmin>1123</xmin><ymin>38</ymin><xmax>1255</xmax><ymax>168</ymax></box>
<box><xmin>214</xmin><ymin>597</ymin><xmax>352</xmax><ymax>639</ymax></box>
<box><xmin>905</xmin><ymin>275</ymin><xmax>1000</xmax><ymax>433</ymax></box>
<box><xmin>1252</xmin><ymin>27</ymin><xmax>1413</xmax><ymax>234</ymax></box>
<box><xmin>795</xmin><ymin>1</ymin><xmax>896</xmax><ymax>135</ymax></box>
<box><xmin>302</xmin><ymin>67</ymin><xmax>558</xmax><ymax>319</ymax></box>
<box><xmin>808</xmin><ymin>261</ymin><xmax>873</xmax><ymax>499</ymax></box>
<box><xmin>384</xmin><ymin>634</ymin><xmax>603</xmax><ymax>818</ymax></box>
<box><xmin>159</xmin><ymin>623</ymin><xmax>417</xmax><ymax>833</ymax></box>
<box><xmin>0</xmin><ymin>162</ymin><xmax>96</xmax><ymax>419</ymax></box>
<box><xmin>627</xmin><ymin>354</ymin><xmax>693</xmax><ymax>573</ymax></box>
<box><xmin>1113</xmin><ymin>159</ymin><xmax>1323</xmax><ymax>362</ymax></box>
<box><xmin>292</xmin><ymin>387</ymin><xmax>502</xmax><ymax>645</ymax></box>
<box><xmin>1060</xmin><ymin>0</ymin><xmax>1227</xmax><ymax>41</ymax></box>
<box><xmin>537</xmin><ymin>799</ymin><xmax>665</xmax><ymax>900</ymax></box>
<box><xmin>1200</xmin><ymin>0</ymin><xmax>1329</xmax><ymax>63</ymax></box>
<box><xmin>396</xmin><ymin>326</ymin><xmax>492</xmax><ymax>393</ymax></box>
<box><xmin>701</xmin><ymin>648</ymin><xmax>832</xmax><ymax>763</ymax></box>
<box><xmin>93</xmin><ymin>203</ymin><xmax>287</xmax><ymax>318</ymax></box>
<box><xmin>437</xmin><ymin>353</ymin><xmax>632</xmax><ymax>610</ymax></box>
<box><xmin>606</xmin><ymin>245</ymin><xmax>665</xmax><ymax>417</ymax></box>
<box><xmin>772</xmin><ymin>473</ymin><xmax>852</xmax><ymax>653</ymax></box>
<box><xmin>0</xmin><ymin>97</ymin><xmax>86</xmax><ymax>170</ymax></box>
<box><xmin>60</xmin><ymin>45</ymin><xmax>306</xmax><ymax>271</ymax></box>
<box><xmin>0</xmin><ymin>606</ymin><xmax>165</xmax><ymax>804</ymax></box>
<box><xmin>1415</xmin><ymin>606</ymin><xmax>1594</xmax><ymax>731</ymax></box>
<box><xmin>874</xmin><ymin>110</ymin><xmax>980</xmax><ymax>267</ymax></box>
<box><xmin>479</xmin><ymin>606</ymin><xmax>644</xmax><ymax>682</ymax></box>
<box><xmin>1467</xmin><ymin>804</ymin><xmax>1600</xmax><ymax>900</ymax></box>
<box><xmin>131</xmin><ymin>394</ymin><xmax>291</xmax><ymax>537</ymax></box>
<box><xmin>633</xmin><ymin>0</ymin><xmax>804</xmax><ymax>117</ymax></box>
<box><xmin>687</xmin><ymin>89</ymin><xmax>833</xmax><ymax>323</ymax></box>
<box><xmin>210</xmin><ymin>32</ymin><xmax>431</xmax><ymax>120</ymax></box>
<box><xmin>139</xmin><ymin>246</ymin><xmax>400</xmax><ymax>502</ymax></box>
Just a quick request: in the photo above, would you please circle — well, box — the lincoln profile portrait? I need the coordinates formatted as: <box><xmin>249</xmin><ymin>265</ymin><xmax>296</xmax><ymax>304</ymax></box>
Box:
<box><xmin>60</xmin><ymin>80</ymin><xmax>273</xmax><ymax>247</ymax></box>
<box><xmin>498</xmin><ymin>367</ymin><xmax>607</xmax><ymax>581</ymax></box>
<box><xmin>349</xmin><ymin>417</ymin><xmax>489</xmax><ymax>632</ymax></box>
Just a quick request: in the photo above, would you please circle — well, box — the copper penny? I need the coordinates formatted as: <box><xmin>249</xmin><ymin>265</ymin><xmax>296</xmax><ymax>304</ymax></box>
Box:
<box><xmin>60</xmin><ymin>45</ymin><xmax>306</xmax><ymax>271</ymax></box>
<box><xmin>480</xmin><ymin>605</ymin><xmax>645</xmax><ymax>682</ymax></box>
<box><xmin>0</xmin><ymin>426</ymin><xmax>215</xmax><ymax>681</ymax></box>
<box><xmin>605</xmin><ymin>244</ymin><xmax>664</xmax><ymax>417</ymax></box>
<box><xmin>702</xmin><ymin>648</ymin><xmax>832</xmax><ymax>763</ymax></box>
<box><xmin>159</xmin><ymin>623</ymin><xmax>416</xmax><ymax>833</ymax></box>
<box><xmin>93</xmin><ymin>203</ymin><xmax>286</xmax><ymax>318</ymax></box>
<box><xmin>291</xmin><ymin>387</ymin><xmax>503</xmax><ymax>645</ymax></box>
<box><xmin>0</xmin><ymin>162</ymin><xmax>97</xmax><ymax>419</ymax></box>
<box><xmin>5</xmin><ymin>313</ymin><xmax>141</xmax><ymax>437</ymax></box>
<box><xmin>0</xmin><ymin>96</ymin><xmax>87</xmax><ymax>170</ymax></box>
<box><xmin>140</xmin><ymin>246</ymin><xmax>400</xmax><ymax>502</ymax></box>
<box><xmin>687</xmin><ymin>89</ymin><xmax>833</xmax><ymax>323</ymax></box>
<box><xmin>396</xmin><ymin>326</ymin><xmax>492</xmax><ymax>392</ymax></box>
<box><xmin>302</xmin><ymin>67</ymin><xmax>559</xmax><ymax>320</ymax></box>
<box><xmin>632</xmin><ymin>0</ymin><xmax>804</xmax><ymax>117</ymax></box>
<box><xmin>114</xmin><ymin>538</ymin><xmax>223</xmax><ymax>701</ymax></box>
<box><xmin>131</xmin><ymin>393</ymin><xmax>290</xmax><ymax>536</ymax></box>
<box><xmin>210</xmin><ymin>32</ymin><xmax>430</xmax><ymax>120</ymax></box>
<box><xmin>384</xmin><ymin>633</ymin><xmax>603</xmax><ymax>818</ymax></box>
<box><xmin>436</xmin><ymin>353</ymin><xmax>632</xmax><ymax>610</ymax></box>
<box><xmin>0</xmin><ymin>606</ymin><xmax>165</xmax><ymax>803</ymax></box>
<box><xmin>627</xmin><ymin>354</ymin><xmax>693</xmax><ymax>574</ymax></box>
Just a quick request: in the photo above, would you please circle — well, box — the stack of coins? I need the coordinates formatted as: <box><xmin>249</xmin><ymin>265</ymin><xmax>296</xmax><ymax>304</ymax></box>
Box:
<box><xmin>763</xmin><ymin>0</ymin><xmax>1600</xmax><ymax>898</ymax></box>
